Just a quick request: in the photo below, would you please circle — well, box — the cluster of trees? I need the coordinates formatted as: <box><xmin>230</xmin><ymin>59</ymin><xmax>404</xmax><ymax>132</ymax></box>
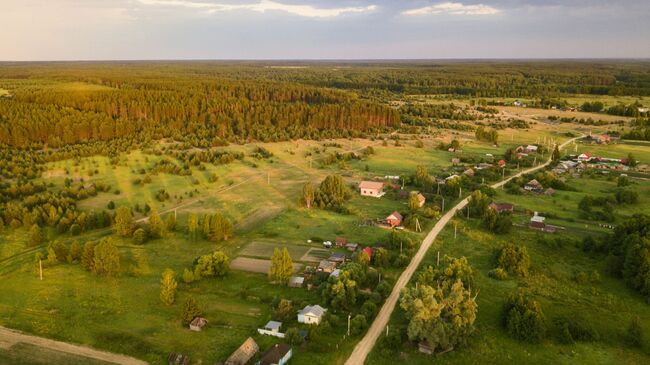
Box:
<box><xmin>578</xmin><ymin>189</ymin><xmax>638</xmax><ymax>221</ymax></box>
<box><xmin>302</xmin><ymin>175</ymin><xmax>351</xmax><ymax>211</ymax></box>
<box><xmin>503</xmin><ymin>291</ymin><xmax>546</xmax><ymax>342</ymax></box>
<box><xmin>591</xmin><ymin>214</ymin><xmax>650</xmax><ymax>302</ymax></box>
<box><xmin>489</xmin><ymin>243</ymin><xmax>530</xmax><ymax>280</ymax></box>
<box><xmin>182</xmin><ymin>251</ymin><xmax>230</xmax><ymax>284</ymax></box>
<box><xmin>269</xmin><ymin>248</ymin><xmax>294</xmax><ymax>285</ymax></box>
<box><xmin>399</xmin><ymin>256</ymin><xmax>477</xmax><ymax>354</ymax></box>
<box><xmin>474</xmin><ymin>126</ymin><xmax>499</xmax><ymax>144</ymax></box>
<box><xmin>466</xmin><ymin>190</ymin><xmax>512</xmax><ymax>234</ymax></box>
<box><xmin>621</xmin><ymin>119</ymin><xmax>650</xmax><ymax>141</ymax></box>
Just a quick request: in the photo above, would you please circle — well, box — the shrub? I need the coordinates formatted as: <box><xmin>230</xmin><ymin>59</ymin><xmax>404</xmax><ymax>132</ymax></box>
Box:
<box><xmin>503</xmin><ymin>291</ymin><xmax>546</xmax><ymax>342</ymax></box>
<box><xmin>496</xmin><ymin>243</ymin><xmax>530</xmax><ymax>277</ymax></box>
<box><xmin>553</xmin><ymin>316</ymin><xmax>600</xmax><ymax>344</ymax></box>
<box><xmin>488</xmin><ymin>267</ymin><xmax>508</xmax><ymax>280</ymax></box>
<box><xmin>627</xmin><ymin>316</ymin><xmax>644</xmax><ymax>348</ymax></box>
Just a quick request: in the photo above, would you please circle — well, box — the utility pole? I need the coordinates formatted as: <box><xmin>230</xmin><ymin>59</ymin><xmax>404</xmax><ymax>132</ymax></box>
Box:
<box><xmin>39</xmin><ymin>259</ymin><xmax>43</xmax><ymax>281</ymax></box>
<box><xmin>437</xmin><ymin>182</ymin><xmax>441</xmax><ymax>195</ymax></box>
<box><xmin>400</xmin><ymin>240</ymin><xmax>403</xmax><ymax>254</ymax></box>
<box><xmin>442</xmin><ymin>197</ymin><xmax>445</xmax><ymax>212</ymax></box>
<box><xmin>467</xmin><ymin>206</ymin><xmax>470</xmax><ymax>219</ymax></box>
<box><xmin>386</xmin><ymin>325</ymin><xmax>389</xmax><ymax>336</ymax></box>
<box><xmin>347</xmin><ymin>314</ymin><xmax>351</xmax><ymax>336</ymax></box>
<box><xmin>459</xmin><ymin>186</ymin><xmax>462</xmax><ymax>199</ymax></box>
<box><xmin>267</xmin><ymin>172</ymin><xmax>270</xmax><ymax>185</ymax></box>
<box><xmin>454</xmin><ymin>223</ymin><xmax>457</xmax><ymax>239</ymax></box>
<box><xmin>437</xmin><ymin>251</ymin><xmax>440</xmax><ymax>266</ymax></box>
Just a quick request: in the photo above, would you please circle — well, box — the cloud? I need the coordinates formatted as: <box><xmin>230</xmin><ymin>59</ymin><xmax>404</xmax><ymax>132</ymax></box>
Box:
<box><xmin>137</xmin><ymin>0</ymin><xmax>377</xmax><ymax>18</ymax></box>
<box><xmin>403</xmin><ymin>2</ymin><xmax>499</xmax><ymax>16</ymax></box>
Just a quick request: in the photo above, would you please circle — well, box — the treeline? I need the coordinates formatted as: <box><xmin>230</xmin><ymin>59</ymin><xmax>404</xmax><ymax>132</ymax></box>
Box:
<box><xmin>0</xmin><ymin>74</ymin><xmax>399</xmax><ymax>148</ymax></box>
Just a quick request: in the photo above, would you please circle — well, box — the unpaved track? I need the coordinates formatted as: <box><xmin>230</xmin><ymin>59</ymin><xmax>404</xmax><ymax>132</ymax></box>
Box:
<box><xmin>345</xmin><ymin>136</ymin><xmax>581</xmax><ymax>365</ymax></box>
<box><xmin>0</xmin><ymin>326</ymin><xmax>147</xmax><ymax>365</ymax></box>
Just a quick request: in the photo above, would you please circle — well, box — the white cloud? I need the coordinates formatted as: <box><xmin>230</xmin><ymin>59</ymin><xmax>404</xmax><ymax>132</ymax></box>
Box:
<box><xmin>403</xmin><ymin>2</ymin><xmax>499</xmax><ymax>16</ymax></box>
<box><xmin>137</xmin><ymin>0</ymin><xmax>377</xmax><ymax>18</ymax></box>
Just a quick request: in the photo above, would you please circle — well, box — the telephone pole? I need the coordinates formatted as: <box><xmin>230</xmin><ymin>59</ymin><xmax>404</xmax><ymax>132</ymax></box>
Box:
<box><xmin>39</xmin><ymin>259</ymin><xmax>43</xmax><ymax>281</ymax></box>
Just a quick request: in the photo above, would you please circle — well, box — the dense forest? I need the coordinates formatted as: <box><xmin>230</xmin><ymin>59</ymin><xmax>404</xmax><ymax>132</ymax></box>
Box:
<box><xmin>1</xmin><ymin>61</ymin><xmax>650</xmax><ymax>148</ymax></box>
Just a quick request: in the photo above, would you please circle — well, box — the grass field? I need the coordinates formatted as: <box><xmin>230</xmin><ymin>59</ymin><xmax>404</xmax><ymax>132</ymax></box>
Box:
<box><xmin>2</xmin><ymin>122</ymin><xmax>649</xmax><ymax>364</ymax></box>
<box><xmin>0</xmin><ymin>343</ymin><xmax>113</xmax><ymax>365</ymax></box>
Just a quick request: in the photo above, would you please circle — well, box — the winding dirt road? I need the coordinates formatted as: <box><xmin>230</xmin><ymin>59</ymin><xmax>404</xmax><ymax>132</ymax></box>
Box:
<box><xmin>0</xmin><ymin>326</ymin><xmax>147</xmax><ymax>365</ymax></box>
<box><xmin>345</xmin><ymin>136</ymin><xmax>580</xmax><ymax>365</ymax></box>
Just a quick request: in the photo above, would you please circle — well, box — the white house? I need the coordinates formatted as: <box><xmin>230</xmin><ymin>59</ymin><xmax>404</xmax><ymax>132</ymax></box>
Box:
<box><xmin>525</xmin><ymin>145</ymin><xmax>538</xmax><ymax>153</ymax></box>
<box><xmin>297</xmin><ymin>305</ymin><xmax>327</xmax><ymax>325</ymax></box>
<box><xmin>577</xmin><ymin>152</ymin><xmax>592</xmax><ymax>162</ymax></box>
<box><xmin>359</xmin><ymin>181</ymin><xmax>385</xmax><ymax>198</ymax></box>
<box><xmin>257</xmin><ymin>321</ymin><xmax>285</xmax><ymax>338</ymax></box>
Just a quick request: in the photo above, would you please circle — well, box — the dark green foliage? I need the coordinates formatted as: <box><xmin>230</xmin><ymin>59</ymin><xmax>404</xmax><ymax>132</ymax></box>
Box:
<box><xmin>503</xmin><ymin>291</ymin><xmax>546</xmax><ymax>342</ymax></box>
<box><xmin>482</xmin><ymin>209</ymin><xmax>512</xmax><ymax>234</ymax></box>
<box><xmin>181</xmin><ymin>297</ymin><xmax>202</xmax><ymax>327</ymax></box>
<box><xmin>627</xmin><ymin>316</ymin><xmax>644</xmax><ymax>348</ymax></box>
<box><xmin>313</xmin><ymin>175</ymin><xmax>351</xmax><ymax>210</ymax></box>
<box><xmin>475</xmin><ymin>126</ymin><xmax>499</xmax><ymax>144</ymax></box>
<box><xmin>553</xmin><ymin>316</ymin><xmax>600</xmax><ymax>344</ymax></box>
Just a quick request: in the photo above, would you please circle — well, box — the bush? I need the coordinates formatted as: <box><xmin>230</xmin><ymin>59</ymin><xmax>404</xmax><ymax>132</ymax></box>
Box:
<box><xmin>496</xmin><ymin>243</ymin><xmax>530</xmax><ymax>277</ymax></box>
<box><xmin>503</xmin><ymin>291</ymin><xmax>546</xmax><ymax>342</ymax></box>
<box><xmin>553</xmin><ymin>316</ymin><xmax>600</xmax><ymax>344</ymax></box>
<box><xmin>132</xmin><ymin>228</ymin><xmax>147</xmax><ymax>244</ymax></box>
<box><xmin>488</xmin><ymin>267</ymin><xmax>508</xmax><ymax>280</ymax></box>
<box><xmin>627</xmin><ymin>316</ymin><xmax>644</xmax><ymax>348</ymax></box>
<box><xmin>350</xmin><ymin>314</ymin><xmax>368</xmax><ymax>335</ymax></box>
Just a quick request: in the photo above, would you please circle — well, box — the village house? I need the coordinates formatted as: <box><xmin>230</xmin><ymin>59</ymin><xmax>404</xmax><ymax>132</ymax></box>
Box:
<box><xmin>489</xmin><ymin>202</ymin><xmax>514</xmax><ymax>213</ymax></box>
<box><xmin>359</xmin><ymin>181</ymin><xmax>385</xmax><ymax>198</ymax></box>
<box><xmin>225</xmin><ymin>337</ymin><xmax>259</xmax><ymax>365</ymax></box>
<box><xmin>463</xmin><ymin>168</ymin><xmax>475</xmax><ymax>177</ymax></box>
<box><xmin>445</xmin><ymin>174</ymin><xmax>460</xmax><ymax>182</ymax></box>
<box><xmin>189</xmin><ymin>317</ymin><xmax>208</xmax><ymax>332</ymax></box>
<box><xmin>476</xmin><ymin>162</ymin><xmax>493</xmax><ymax>170</ymax></box>
<box><xmin>329</xmin><ymin>268</ymin><xmax>341</xmax><ymax>278</ymax></box>
<box><xmin>362</xmin><ymin>247</ymin><xmax>373</xmax><ymax>260</ymax></box>
<box><xmin>168</xmin><ymin>352</ymin><xmax>190</xmax><ymax>365</ymax></box>
<box><xmin>328</xmin><ymin>252</ymin><xmax>346</xmax><ymax>264</ymax></box>
<box><xmin>335</xmin><ymin>237</ymin><xmax>347</xmax><ymax>247</ymax></box>
<box><xmin>577</xmin><ymin>152</ymin><xmax>592</xmax><ymax>162</ymax></box>
<box><xmin>288</xmin><ymin>276</ymin><xmax>304</xmax><ymax>288</ymax></box>
<box><xmin>524</xmin><ymin>179</ymin><xmax>544</xmax><ymax>193</ymax></box>
<box><xmin>385</xmin><ymin>211</ymin><xmax>403</xmax><ymax>228</ymax></box>
<box><xmin>415</xmin><ymin>192</ymin><xmax>426</xmax><ymax>208</ymax></box>
<box><xmin>258</xmin><ymin>321</ymin><xmax>285</xmax><ymax>338</ymax></box>
<box><xmin>317</xmin><ymin>260</ymin><xmax>337</xmax><ymax>273</ymax></box>
<box><xmin>297</xmin><ymin>305</ymin><xmax>327</xmax><ymax>325</ymax></box>
<box><xmin>345</xmin><ymin>243</ymin><xmax>359</xmax><ymax>252</ymax></box>
<box><xmin>498</xmin><ymin>159</ymin><xmax>507</xmax><ymax>168</ymax></box>
<box><xmin>529</xmin><ymin>214</ymin><xmax>546</xmax><ymax>230</ymax></box>
<box><xmin>451</xmin><ymin>158</ymin><xmax>461</xmax><ymax>165</ymax></box>
<box><xmin>525</xmin><ymin>145</ymin><xmax>539</xmax><ymax>153</ymax></box>
<box><xmin>257</xmin><ymin>343</ymin><xmax>292</xmax><ymax>365</ymax></box>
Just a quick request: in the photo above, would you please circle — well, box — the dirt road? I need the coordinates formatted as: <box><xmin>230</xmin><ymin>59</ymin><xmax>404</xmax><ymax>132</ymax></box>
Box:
<box><xmin>0</xmin><ymin>326</ymin><xmax>147</xmax><ymax>365</ymax></box>
<box><xmin>345</xmin><ymin>136</ymin><xmax>580</xmax><ymax>365</ymax></box>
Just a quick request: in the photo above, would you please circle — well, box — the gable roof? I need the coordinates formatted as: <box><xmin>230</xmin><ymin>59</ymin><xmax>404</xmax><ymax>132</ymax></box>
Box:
<box><xmin>258</xmin><ymin>344</ymin><xmax>292</xmax><ymax>365</ymax></box>
<box><xmin>225</xmin><ymin>337</ymin><xmax>259</xmax><ymax>365</ymax></box>
<box><xmin>526</xmin><ymin>179</ymin><xmax>542</xmax><ymax>187</ymax></box>
<box><xmin>299</xmin><ymin>305</ymin><xmax>327</xmax><ymax>318</ymax></box>
<box><xmin>386</xmin><ymin>211</ymin><xmax>403</xmax><ymax>221</ymax></box>
<box><xmin>359</xmin><ymin>181</ymin><xmax>384</xmax><ymax>190</ymax></box>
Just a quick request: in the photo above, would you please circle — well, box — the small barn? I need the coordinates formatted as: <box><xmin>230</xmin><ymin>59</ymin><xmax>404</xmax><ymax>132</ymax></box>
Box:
<box><xmin>524</xmin><ymin>179</ymin><xmax>544</xmax><ymax>193</ymax></box>
<box><xmin>189</xmin><ymin>317</ymin><xmax>208</xmax><ymax>332</ymax></box>
<box><xmin>168</xmin><ymin>352</ymin><xmax>190</xmax><ymax>365</ymax></box>
<box><xmin>335</xmin><ymin>237</ymin><xmax>347</xmax><ymax>247</ymax></box>
<box><xmin>288</xmin><ymin>276</ymin><xmax>304</xmax><ymax>288</ymax></box>
<box><xmin>317</xmin><ymin>260</ymin><xmax>337</xmax><ymax>273</ymax></box>
<box><xmin>489</xmin><ymin>202</ymin><xmax>514</xmax><ymax>213</ymax></box>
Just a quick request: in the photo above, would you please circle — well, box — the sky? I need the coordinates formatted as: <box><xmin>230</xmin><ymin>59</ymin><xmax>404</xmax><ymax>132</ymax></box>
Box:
<box><xmin>1</xmin><ymin>0</ymin><xmax>649</xmax><ymax>60</ymax></box>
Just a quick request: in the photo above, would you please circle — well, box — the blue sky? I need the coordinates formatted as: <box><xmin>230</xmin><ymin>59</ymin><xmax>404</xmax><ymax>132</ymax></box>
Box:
<box><xmin>1</xmin><ymin>0</ymin><xmax>649</xmax><ymax>60</ymax></box>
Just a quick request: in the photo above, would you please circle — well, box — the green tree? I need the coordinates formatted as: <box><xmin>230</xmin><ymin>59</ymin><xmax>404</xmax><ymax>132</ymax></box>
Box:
<box><xmin>274</xmin><ymin>298</ymin><xmax>294</xmax><ymax>321</ymax></box>
<box><xmin>193</xmin><ymin>251</ymin><xmax>230</xmax><ymax>279</ymax></box>
<box><xmin>165</xmin><ymin>213</ymin><xmax>177</xmax><ymax>232</ymax></box>
<box><xmin>497</xmin><ymin>243</ymin><xmax>530</xmax><ymax>277</ymax></box>
<box><xmin>285</xmin><ymin>327</ymin><xmax>302</xmax><ymax>345</ymax></box>
<box><xmin>81</xmin><ymin>241</ymin><xmax>96</xmax><ymax>271</ymax></box>
<box><xmin>181</xmin><ymin>296</ymin><xmax>202</xmax><ymax>326</ymax></box>
<box><xmin>29</xmin><ymin>224</ymin><xmax>44</xmax><ymax>246</ymax></box>
<box><xmin>551</xmin><ymin>145</ymin><xmax>561</xmax><ymax>161</ymax></box>
<box><xmin>302</xmin><ymin>182</ymin><xmax>315</xmax><ymax>209</ymax></box>
<box><xmin>467</xmin><ymin>190</ymin><xmax>490</xmax><ymax>218</ymax></box>
<box><xmin>114</xmin><ymin>206</ymin><xmax>134</xmax><ymax>237</ymax></box>
<box><xmin>350</xmin><ymin>314</ymin><xmax>368</xmax><ymax>335</ymax></box>
<box><xmin>132</xmin><ymin>228</ymin><xmax>147</xmax><ymax>244</ymax></box>
<box><xmin>69</xmin><ymin>241</ymin><xmax>82</xmax><ymax>262</ymax></box>
<box><xmin>399</xmin><ymin>279</ymin><xmax>477</xmax><ymax>353</ymax></box>
<box><xmin>182</xmin><ymin>268</ymin><xmax>195</xmax><ymax>283</ymax></box>
<box><xmin>408</xmin><ymin>191</ymin><xmax>422</xmax><ymax>211</ymax></box>
<box><xmin>269</xmin><ymin>248</ymin><xmax>294</xmax><ymax>284</ymax></box>
<box><xmin>160</xmin><ymin>269</ymin><xmax>178</xmax><ymax>306</ymax></box>
<box><xmin>503</xmin><ymin>291</ymin><xmax>546</xmax><ymax>342</ymax></box>
<box><xmin>187</xmin><ymin>213</ymin><xmax>199</xmax><ymax>240</ymax></box>
<box><xmin>93</xmin><ymin>238</ymin><xmax>121</xmax><ymax>277</ymax></box>
<box><xmin>356</xmin><ymin>250</ymin><xmax>370</xmax><ymax>267</ymax></box>
<box><xmin>148</xmin><ymin>209</ymin><xmax>165</xmax><ymax>238</ymax></box>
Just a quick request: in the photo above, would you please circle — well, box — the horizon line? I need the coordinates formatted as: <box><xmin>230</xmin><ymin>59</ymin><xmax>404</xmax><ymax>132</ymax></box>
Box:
<box><xmin>2</xmin><ymin>57</ymin><xmax>650</xmax><ymax>63</ymax></box>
